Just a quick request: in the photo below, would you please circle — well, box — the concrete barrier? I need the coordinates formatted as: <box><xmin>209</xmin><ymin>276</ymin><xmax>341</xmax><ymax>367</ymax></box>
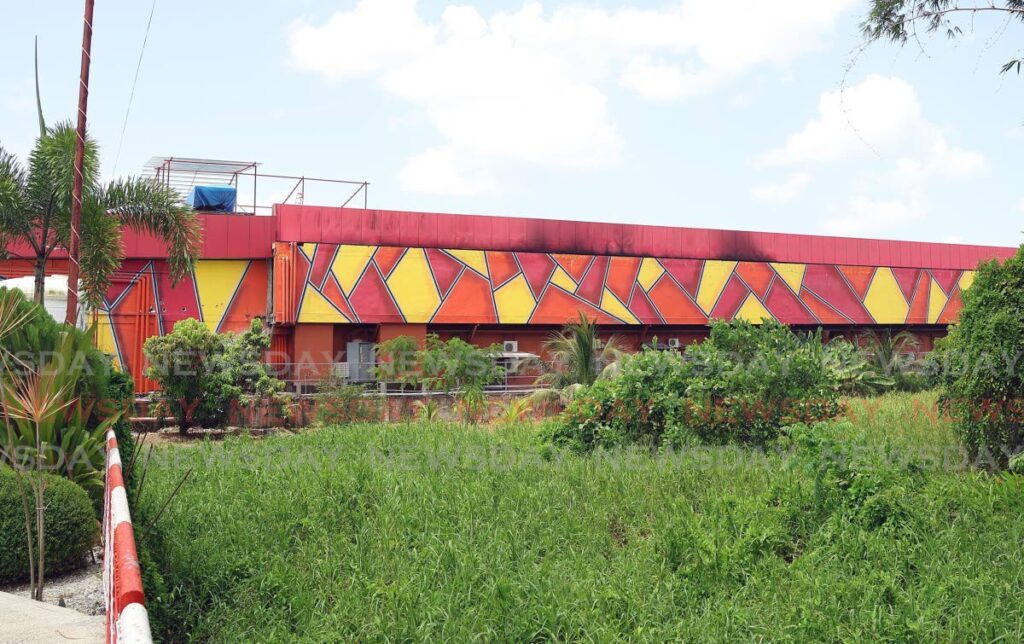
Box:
<box><xmin>103</xmin><ymin>430</ymin><xmax>152</xmax><ymax>644</ymax></box>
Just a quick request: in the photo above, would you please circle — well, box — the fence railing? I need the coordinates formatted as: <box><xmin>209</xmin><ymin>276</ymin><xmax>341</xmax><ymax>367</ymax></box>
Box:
<box><xmin>267</xmin><ymin>362</ymin><xmax>547</xmax><ymax>394</ymax></box>
<box><xmin>103</xmin><ymin>429</ymin><xmax>152</xmax><ymax>643</ymax></box>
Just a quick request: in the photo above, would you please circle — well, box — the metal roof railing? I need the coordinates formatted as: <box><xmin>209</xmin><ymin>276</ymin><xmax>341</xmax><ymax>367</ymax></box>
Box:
<box><xmin>143</xmin><ymin>156</ymin><xmax>369</xmax><ymax>215</ymax></box>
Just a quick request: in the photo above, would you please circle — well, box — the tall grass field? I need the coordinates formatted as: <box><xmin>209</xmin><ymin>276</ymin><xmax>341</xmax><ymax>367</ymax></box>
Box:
<box><xmin>137</xmin><ymin>392</ymin><xmax>1024</xmax><ymax>642</ymax></box>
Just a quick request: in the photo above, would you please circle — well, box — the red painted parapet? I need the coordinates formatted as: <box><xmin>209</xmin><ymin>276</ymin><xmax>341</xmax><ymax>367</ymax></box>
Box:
<box><xmin>103</xmin><ymin>429</ymin><xmax>152</xmax><ymax>644</ymax></box>
<box><xmin>275</xmin><ymin>205</ymin><xmax>1016</xmax><ymax>270</ymax></box>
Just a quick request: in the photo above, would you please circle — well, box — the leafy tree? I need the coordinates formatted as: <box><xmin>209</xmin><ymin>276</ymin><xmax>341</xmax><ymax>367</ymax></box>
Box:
<box><xmin>938</xmin><ymin>246</ymin><xmax>1024</xmax><ymax>468</ymax></box>
<box><xmin>144</xmin><ymin>318</ymin><xmax>284</xmax><ymax>434</ymax></box>
<box><xmin>862</xmin><ymin>1</ymin><xmax>1024</xmax><ymax>75</ymax></box>
<box><xmin>374</xmin><ymin>335</ymin><xmax>423</xmax><ymax>389</ymax></box>
<box><xmin>0</xmin><ymin>120</ymin><xmax>200</xmax><ymax>307</ymax></box>
<box><xmin>218</xmin><ymin>319</ymin><xmax>285</xmax><ymax>403</ymax></box>
<box><xmin>419</xmin><ymin>335</ymin><xmax>503</xmax><ymax>401</ymax></box>
<box><xmin>144</xmin><ymin>319</ymin><xmax>223</xmax><ymax>434</ymax></box>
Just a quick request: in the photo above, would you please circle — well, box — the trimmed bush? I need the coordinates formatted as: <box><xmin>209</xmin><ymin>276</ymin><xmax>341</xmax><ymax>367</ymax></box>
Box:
<box><xmin>938</xmin><ymin>245</ymin><xmax>1024</xmax><ymax>468</ymax></box>
<box><xmin>0</xmin><ymin>466</ymin><xmax>98</xmax><ymax>583</ymax></box>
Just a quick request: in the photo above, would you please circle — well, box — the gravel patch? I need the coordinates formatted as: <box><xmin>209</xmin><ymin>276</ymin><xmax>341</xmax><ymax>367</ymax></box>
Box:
<box><xmin>0</xmin><ymin>547</ymin><xmax>104</xmax><ymax>616</ymax></box>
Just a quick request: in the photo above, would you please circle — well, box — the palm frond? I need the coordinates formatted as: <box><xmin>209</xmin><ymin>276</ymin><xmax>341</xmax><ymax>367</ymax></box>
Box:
<box><xmin>26</xmin><ymin>122</ymin><xmax>99</xmax><ymax>227</ymax></box>
<box><xmin>79</xmin><ymin>197</ymin><xmax>124</xmax><ymax>308</ymax></box>
<box><xmin>0</xmin><ymin>146</ymin><xmax>29</xmax><ymax>249</ymax></box>
<box><xmin>101</xmin><ymin>177</ymin><xmax>201</xmax><ymax>284</ymax></box>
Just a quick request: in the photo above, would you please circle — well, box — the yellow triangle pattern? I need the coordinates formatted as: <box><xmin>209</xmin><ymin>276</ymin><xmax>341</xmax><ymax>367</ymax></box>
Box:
<box><xmin>734</xmin><ymin>294</ymin><xmax>773</xmax><ymax>324</ymax></box>
<box><xmin>386</xmin><ymin>249</ymin><xmax>441</xmax><ymax>323</ymax></box>
<box><xmin>637</xmin><ymin>258</ymin><xmax>664</xmax><ymax>291</ymax></box>
<box><xmin>771</xmin><ymin>263</ymin><xmax>806</xmax><ymax>294</ymax></box>
<box><xmin>550</xmin><ymin>266</ymin><xmax>577</xmax><ymax>292</ymax></box>
<box><xmin>92</xmin><ymin>311</ymin><xmax>122</xmax><ymax>370</ymax></box>
<box><xmin>298</xmin><ymin>284</ymin><xmax>350</xmax><ymax>323</ymax></box>
<box><xmin>958</xmin><ymin>271</ymin><xmax>975</xmax><ymax>292</ymax></box>
<box><xmin>493</xmin><ymin>274</ymin><xmax>535</xmax><ymax>324</ymax></box>
<box><xmin>863</xmin><ymin>267</ymin><xmax>910</xmax><ymax>324</ymax></box>
<box><xmin>331</xmin><ymin>245</ymin><xmax>376</xmax><ymax>296</ymax></box>
<box><xmin>194</xmin><ymin>260</ymin><xmax>249</xmax><ymax>331</ymax></box>
<box><xmin>696</xmin><ymin>261</ymin><xmax>737</xmax><ymax>314</ymax></box>
<box><xmin>928</xmin><ymin>278</ymin><xmax>949</xmax><ymax>324</ymax></box>
<box><xmin>445</xmin><ymin>249</ymin><xmax>489</xmax><ymax>277</ymax></box>
<box><xmin>600</xmin><ymin>288</ymin><xmax>639</xmax><ymax>324</ymax></box>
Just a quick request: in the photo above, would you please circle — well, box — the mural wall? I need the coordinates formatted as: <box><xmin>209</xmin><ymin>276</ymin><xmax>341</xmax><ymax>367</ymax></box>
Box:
<box><xmin>1</xmin><ymin>242</ymin><xmax>976</xmax><ymax>393</ymax></box>
<box><xmin>277</xmin><ymin>243</ymin><xmax>974</xmax><ymax>327</ymax></box>
<box><xmin>86</xmin><ymin>259</ymin><xmax>269</xmax><ymax>391</ymax></box>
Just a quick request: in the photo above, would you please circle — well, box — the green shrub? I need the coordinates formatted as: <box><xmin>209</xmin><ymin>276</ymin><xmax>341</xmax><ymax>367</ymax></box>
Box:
<box><xmin>542</xmin><ymin>348</ymin><xmax>689</xmax><ymax>451</ymax></box>
<box><xmin>144</xmin><ymin>319</ymin><xmax>227</xmax><ymax>432</ymax></box>
<box><xmin>939</xmin><ymin>245</ymin><xmax>1024</xmax><ymax>468</ymax></box>
<box><xmin>549</xmin><ymin>320</ymin><xmax>842</xmax><ymax>451</ymax></box>
<box><xmin>0</xmin><ymin>288</ymin><xmax>115</xmax><ymax>403</ymax></box>
<box><xmin>144</xmin><ymin>318</ymin><xmax>283</xmax><ymax>433</ymax></box>
<box><xmin>783</xmin><ymin>421</ymin><xmax>920</xmax><ymax>533</ymax></box>
<box><xmin>0</xmin><ymin>466</ymin><xmax>98</xmax><ymax>583</ymax></box>
<box><xmin>681</xmin><ymin>321</ymin><xmax>841</xmax><ymax>444</ymax></box>
<box><xmin>315</xmin><ymin>381</ymin><xmax>384</xmax><ymax>425</ymax></box>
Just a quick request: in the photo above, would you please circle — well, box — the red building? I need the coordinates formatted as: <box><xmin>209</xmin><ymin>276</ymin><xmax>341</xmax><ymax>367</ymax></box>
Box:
<box><xmin>1</xmin><ymin>204</ymin><xmax>1015</xmax><ymax>393</ymax></box>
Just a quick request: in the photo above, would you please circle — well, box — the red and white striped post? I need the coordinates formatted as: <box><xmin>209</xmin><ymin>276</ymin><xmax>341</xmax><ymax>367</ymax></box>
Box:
<box><xmin>103</xmin><ymin>429</ymin><xmax>152</xmax><ymax>643</ymax></box>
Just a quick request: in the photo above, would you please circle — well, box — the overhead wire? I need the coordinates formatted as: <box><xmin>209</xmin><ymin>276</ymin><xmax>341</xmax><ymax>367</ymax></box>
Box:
<box><xmin>110</xmin><ymin>0</ymin><xmax>158</xmax><ymax>177</ymax></box>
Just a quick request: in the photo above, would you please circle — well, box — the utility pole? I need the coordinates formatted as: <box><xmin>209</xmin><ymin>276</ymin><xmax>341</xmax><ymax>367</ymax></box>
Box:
<box><xmin>66</xmin><ymin>0</ymin><xmax>95</xmax><ymax>326</ymax></box>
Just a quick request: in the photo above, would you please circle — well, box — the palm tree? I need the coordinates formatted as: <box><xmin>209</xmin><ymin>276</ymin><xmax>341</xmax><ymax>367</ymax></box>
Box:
<box><xmin>859</xmin><ymin>329</ymin><xmax>921</xmax><ymax>380</ymax></box>
<box><xmin>529</xmin><ymin>313</ymin><xmax>623</xmax><ymax>405</ymax></box>
<box><xmin>0</xmin><ymin>120</ymin><xmax>200</xmax><ymax>307</ymax></box>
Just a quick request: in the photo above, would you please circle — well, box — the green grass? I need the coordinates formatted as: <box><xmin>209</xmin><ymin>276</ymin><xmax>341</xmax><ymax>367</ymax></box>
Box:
<box><xmin>138</xmin><ymin>392</ymin><xmax>1024</xmax><ymax>642</ymax></box>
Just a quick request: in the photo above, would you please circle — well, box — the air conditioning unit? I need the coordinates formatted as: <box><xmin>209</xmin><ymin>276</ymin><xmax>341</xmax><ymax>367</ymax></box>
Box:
<box><xmin>503</xmin><ymin>340</ymin><xmax>519</xmax><ymax>353</ymax></box>
<box><xmin>332</xmin><ymin>363</ymin><xmax>350</xmax><ymax>381</ymax></box>
<box><xmin>667</xmin><ymin>338</ymin><xmax>681</xmax><ymax>349</ymax></box>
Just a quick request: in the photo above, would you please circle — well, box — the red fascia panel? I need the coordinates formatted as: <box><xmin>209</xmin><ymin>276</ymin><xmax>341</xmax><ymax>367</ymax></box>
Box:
<box><xmin>269</xmin><ymin>205</ymin><xmax>1020</xmax><ymax>270</ymax></box>
<box><xmin>123</xmin><ymin>214</ymin><xmax>275</xmax><ymax>260</ymax></box>
<box><xmin>2</xmin><ymin>214</ymin><xmax>276</xmax><ymax>262</ymax></box>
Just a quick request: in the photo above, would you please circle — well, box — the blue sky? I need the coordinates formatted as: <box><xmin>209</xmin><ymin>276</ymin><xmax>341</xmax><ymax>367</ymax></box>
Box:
<box><xmin>2</xmin><ymin>0</ymin><xmax>1022</xmax><ymax>246</ymax></box>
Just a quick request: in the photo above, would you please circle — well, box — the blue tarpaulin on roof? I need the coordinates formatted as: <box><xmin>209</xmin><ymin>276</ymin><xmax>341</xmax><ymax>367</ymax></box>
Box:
<box><xmin>186</xmin><ymin>185</ymin><xmax>237</xmax><ymax>212</ymax></box>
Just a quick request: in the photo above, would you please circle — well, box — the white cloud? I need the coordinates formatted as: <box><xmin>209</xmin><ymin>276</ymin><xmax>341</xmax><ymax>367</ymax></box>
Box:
<box><xmin>288</xmin><ymin>0</ymin><xmax>856</xmax><ymax>194</ymax></box>
<box><xmin>398</xmin><ymin>146</ymin><xmax>498</xmax><ymax>196</ymax></box>
<box><xmin>757</xmin><ymin>74</ymin><xmax>987</xmax><ymax>237</ymax></box>
<box><xmin>758</xmin><ymin>75</ymin><xmax>930</xmax><ymax>166</ymax></box>
<box><xmin>288</xmin><ymin>0</ymin><xmax>435</xmax><ymax>79</ymax></box>
<box><xmin>823</xmin><ymin>195</ymin><xmax>924</xmax><ymax>236</ymax></box>
<box><xmin>619</xmin><ymin>56</ymin><xmax>690</xmax><ymax>101</ymax></box>
<box><xmin>752</xmin><ymin>172</ymin><xmax>810</xmax><ymax>204</ymax></box>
